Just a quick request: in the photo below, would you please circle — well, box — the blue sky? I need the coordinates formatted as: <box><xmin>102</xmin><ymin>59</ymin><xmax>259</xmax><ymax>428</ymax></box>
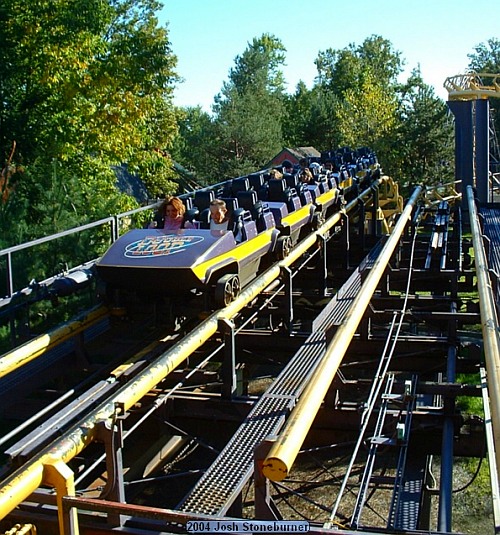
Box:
<box><xmin>159</xmin><ymin>0</ymin><xmax>499</xmax><ymax>111</ymax></box>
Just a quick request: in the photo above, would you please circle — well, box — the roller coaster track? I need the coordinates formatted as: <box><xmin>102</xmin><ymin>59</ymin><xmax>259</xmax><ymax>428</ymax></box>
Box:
<box><xmin>1</xmin><ymin>179</ymin><xmax>500</xmax><ymax>535</ymax></box>
<box><xmin>444</xmin><ymin>72</ymin><xmax>500</xmax><ymax>100</ymax></box>
<box><xmin>0</xmin><ymin>182</ymin><xmax>372</xmax><ymax>521</ymax></box>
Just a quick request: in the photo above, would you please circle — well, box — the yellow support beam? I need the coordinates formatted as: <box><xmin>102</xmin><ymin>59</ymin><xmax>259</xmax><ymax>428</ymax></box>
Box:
<box><xmin>262</xmin><ymin>186</ymin><xmax>422</xmax><ymax>481</ymax></box>
<box><xmin>467</xmin><ymin>186</ymin><xmax>500</xmax><ymax>480</ymax></box>
<box><xmin>0</xmin><ymin>305</ymin><xmax>108</xmax><ymax>379</ymax></box>
<box><xmin>444</xmin><ymin>72</ymin><xmax>500</xmax><ymax>101</ymax></box>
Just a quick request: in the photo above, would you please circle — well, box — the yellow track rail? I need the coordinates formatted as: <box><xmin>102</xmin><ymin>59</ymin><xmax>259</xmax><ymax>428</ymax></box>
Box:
<box><xmin>444</xmin><ymin>72</ymin><xmax>500</xmax><ymax>101</ymax></box>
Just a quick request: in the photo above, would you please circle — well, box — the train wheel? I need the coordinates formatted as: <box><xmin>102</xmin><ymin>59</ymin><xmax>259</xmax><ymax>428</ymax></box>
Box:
<box><xmin>275</xmin><ymin>236</ymin><xmax>292</xmax><ymax>260</ymax></box>
<box><xmin>215</xmin><ymin>274</ymin><xmax>240</xmax><ymax>307</ymax></box>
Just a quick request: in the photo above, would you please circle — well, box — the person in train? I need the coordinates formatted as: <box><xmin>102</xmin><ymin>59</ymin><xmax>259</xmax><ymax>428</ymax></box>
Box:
<box><xmin>148</xmin><ymin>196</ymin><xmax>187</xmax><ymax>230</ymax></box>
<box><xmin>281</xmin><ymin>159</ymin><xmax>294</xmax><ymax>174</ymax></box>
<box><xmin>299</xmin><ymin>168</ymin><xmax>314</xmax><ymax>183</ymax></box>
<box><xmin>209</xmin><ymin>199</ymin><xmax>230</xmax><ymax>230</ymax></box>
<box><xmin>309</xmin><ymin>161</ymin><xmax>322</xmax><ymax>178</ymax></box>
<box><xmin>323</xmin><ymin>159</ymin><xmax>336</xmax><ymax>173</ymax></box>
<box><xmin>267</xmin><ymin>168</ymin><xmax>283</xmax><ymax>180</ymax></box>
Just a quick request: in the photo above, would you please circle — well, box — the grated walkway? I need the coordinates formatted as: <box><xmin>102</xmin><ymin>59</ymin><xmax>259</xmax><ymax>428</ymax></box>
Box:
<box><xmin>178</xmin><ymin>245</ymin><xmax>382</xmax><ymax>515</ymax></box>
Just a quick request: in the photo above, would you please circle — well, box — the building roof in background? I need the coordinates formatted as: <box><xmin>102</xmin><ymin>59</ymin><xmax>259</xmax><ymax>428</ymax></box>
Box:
<box><xmin>266</xmin><ymin>146</ymin><xmax>321</xmax><ymax>168</ymax></box>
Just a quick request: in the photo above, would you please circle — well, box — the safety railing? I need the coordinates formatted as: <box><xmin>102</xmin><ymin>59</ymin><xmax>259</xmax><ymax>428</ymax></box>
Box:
<box><xmin>0</xmin><ymin>202</ymin><xmax>158</xmax><ymax>300</ymax></box>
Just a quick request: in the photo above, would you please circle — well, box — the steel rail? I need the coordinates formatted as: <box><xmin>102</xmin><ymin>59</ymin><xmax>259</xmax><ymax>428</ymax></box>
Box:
<box><xmin>262</xmin><ymin>185</ymin><xmax>422</xmax><ymax>482</ymax></box>
<box><xmin>0</xmin><ymin>179</ymin><xmax>382</xmax><ymax>523</ymax></box>
<box><xmin>467</xmin><ymin>186</ymin><xmax>500</xmax><ymax>478</ymax></box>
<box><xmin>0</xmin><ymin>305</ymin><xmax>109</xmax><ymax>379</ymax></box>
<box><xmin>328</xmin><ymin>210</ymin><xmax>421</xmax><ymax>525</ymax></box>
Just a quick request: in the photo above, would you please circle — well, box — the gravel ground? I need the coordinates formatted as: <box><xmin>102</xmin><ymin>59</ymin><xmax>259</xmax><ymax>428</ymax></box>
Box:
<box><xmin>242</xmin><ymin>450</ymin><xmax>495</xmax><ymax>534</ymax></box>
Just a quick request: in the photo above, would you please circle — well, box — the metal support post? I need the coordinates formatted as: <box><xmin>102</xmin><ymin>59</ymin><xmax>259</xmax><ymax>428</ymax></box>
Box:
<box><xmin>43</xmin><ymin>460</ymin><xmax>79</xmax><ymax>535</ymax></box>
<box><xmin>438</xmin><ymin>302</ymin><xmax>458</xmax><ymax>532</ymax></box>
<box><xmin>358</xmin><ymin>202</ymin><xmax>366</xmax><ymax>250</ymax></box>
<box><xmin>340</xmin><ymin>212</ymin><xmax>350</xmax><ymax>270</ymax></box>
<box><xmin>371</xmin><ymin>186</ymin><xmax>380</xmax><ymax>237</ymax></box>
<box><xmin>317</xmin><ymin>235</ymin><xmax>328</xmax><ymax>297</ymax></box>
<box><xmin>281</xmin><ymin>266</ymin><xmax>294</xmax><ymax>333</ymax></box>
<box><xmin>219</xmin><ymin>318</ymin><xmax>237</xmax><ymax>399</ymax></box>
<box><xmin>254</xmin><ymin>438</ymin><xmax>282</xmax><ymax>520</ymax></box>
<box><xmin>95</xmin><ymin>415</ymin><xmax>126</xmax><ymax>528</ymax></box>
<box><xmin>448</xmin><ymin>100</ymin><xmax>474</xmax><ymax>197</ymax></box>
<box><xmin>359</xmin><ymin>305</ymin><xmax>370</xmax><ymax>340</ymax></box>
<box><xmin>475</xmin><ymin>99</ymin><xmax>490</xmax><ymax>203</ymax></box>
<box><xmin>418</xmin><ymin>458</ymin><xmax>435</xmax><ymax>530</ymax></box>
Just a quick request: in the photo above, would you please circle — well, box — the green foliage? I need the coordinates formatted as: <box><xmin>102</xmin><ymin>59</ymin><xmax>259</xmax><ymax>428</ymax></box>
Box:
<box><xmin>467</xmin><ymin>38</ymin><xmax>500</xmax><ymax>74</ymax></box>
<box><xmin>334</xmin><ymin>70</ymin><xmax>398</xmax><ymax>154</ymax></box>
<box><xmin>0</xmin><ymin>0</ymin><xmax>179</xmax><ymax>247</ymax></box>
<box><xmin>456</xmin><ymin>373</ymin><xmax>484</xmax><ymax>417</ymax></box>
<box><xmin>315</xmin><ymin>35</ymin><xmax>403</xmax><ymax>97</ymax></box>
<box><xmin>310</xmin><ymin>36</ymin><xmax>402</xmax><ymax>167</ymax></box>
<box><xmin>172</xmin><ymin>34</ymin><xmax>289</xmax><ymax>182</ymax></box>
<box><xmin>211</xmin><ymin>34</ymin><xmax>287</xmax><ymax>178</ymax></box>
<box><xmin>170</xmin><ymin>106</ymin><xmax>219</xmax><ymax>183</ymax></box>
<box><xmin>284</xmin><ymin>83</ymin><xmax>341</xmax><ymax>149</ymax></box>
<box><xmin>392</xmin><ymin>69</ymin><xmax>455</xmax><ymax>187</ymax></box>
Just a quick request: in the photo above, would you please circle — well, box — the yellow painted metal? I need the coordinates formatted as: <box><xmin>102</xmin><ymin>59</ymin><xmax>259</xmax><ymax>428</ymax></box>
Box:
<box><xmin>43</xmin><ymin>461</ymin><xmax>79</xmax><ymax>535</ymax></box>
<box><xmin>0</xmin><ymin>179</ymin><xmax>383</xmax><ymax>521</ymax></box>
<box><xmin>467</xmin><ymin>186</ymin><xmax>500</xmax><ymax>479</ymax></box>
<box><xmin>444</xmin><ymin>72</ymin><xmax>500</xmax><ymax>101</ymax></box>
<box><xmin>0</xmin><ymin>306</ymin><xmax>108</xmax><ymax>379</ymax></box>
<box><xmin>283</xmin><ymin>203</ymin><xmax>313</xmax><ymax>226</ymax></box>
<box><xmin>3</xmin><ymin>524</ymin><xmax>37</xmax><ymax>535</ymax></box>
<box><xmin>316</xmin><ymin>188</ymin><xmax>338</xmax><ymax>205</ymax></box>
<box><xmin>262</xmin><ymin>186</ymin><xmax>422</xmax><ymax>482</ymax></box>
<box><xmin>192</xmin><ymin>229</ymin><xmax>275</xmax><ymax>281</ymax></box>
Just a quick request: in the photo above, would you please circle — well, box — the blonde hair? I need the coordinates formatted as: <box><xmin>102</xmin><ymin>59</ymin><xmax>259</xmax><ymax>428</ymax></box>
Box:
<box><xmin>268</xmin><ymin>169</ymin><xmax>283</xmax><ymax>179</ymax></box>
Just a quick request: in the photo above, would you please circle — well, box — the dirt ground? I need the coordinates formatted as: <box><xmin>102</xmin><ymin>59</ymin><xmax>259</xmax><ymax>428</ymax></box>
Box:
<box><xmin>242</xmin><ymin>449</ymin><xmax>495</xmax><ymax>534</ymax></box>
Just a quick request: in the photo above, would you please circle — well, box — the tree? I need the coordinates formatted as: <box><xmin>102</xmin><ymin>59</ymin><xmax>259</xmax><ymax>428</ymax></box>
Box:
<box><xmin>315</xmin><ymin>35</ymin><xmax>403</xmax><ymax>97</ymax></box>
<box><xmin>284</xmin><ymin>83</ymin><xmax>340</xmax><ymax>149</ymax></box>
<box><xmin>171</xmin><ymin>106</ymin><xmax>218</xmax><ymax>183</ymax></box>
<box><xmin>334</xmin><ymin>70</ymin><xmax>398</xmax><ymax>158</ymax></box>
<box><xmin>468</xmin><ymin>38</ymin><xmax>500</xmax><ymax>74</ymax></box>
<box><xmin>394</xmin><ymin>68</ymin><xmax>454</xmax><ymax>187</ymax></box>
<box><xmin>0</xmin><ymin>0</ymin><xmax>179</xmax><ymax>245</ymax></box>
<box><xmin>211</xmin><ymin>34</ymin><xmax>286</xmax><ymax>177</ymax></box>
<box><xmin>313</xmin><ymin>36</ymin><xmax>402</xmax><ymax>168</ymax></box>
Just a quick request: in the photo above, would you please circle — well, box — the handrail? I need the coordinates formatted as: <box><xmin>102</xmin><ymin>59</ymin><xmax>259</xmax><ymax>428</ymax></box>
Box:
<box><xmin>0</xmin><ymin>202</ymin><xmax>159</xmax><ymax>298</ymax></box>
<box><xmin>444</xmin><ymin>72</ymin><xmax>500</xmax><ymax>101</ymax></box>
<box><xmin>262</xmin><ymin>185</ymin><xmax>422</xmax><ymax>481</ymax></box>
<box><xmin>0</xmin><ymin>178</ymin><xmax>385</xmax><ymax>522</ymax></box>
<box><xmin>467</xmin><ymin>186</ymin><xmax>500</xmax><ymax>481</ymax></box>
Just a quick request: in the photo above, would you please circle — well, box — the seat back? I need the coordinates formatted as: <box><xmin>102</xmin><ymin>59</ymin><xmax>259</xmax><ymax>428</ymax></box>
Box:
<box><xmin>267</xmin><ymin>179</ymin><xmax>286</xmax><ymax>202</ymax></box>
<box><xmin>231</xmin><ymin>177</ymin><xmax>250</xmax><ymax>196</ymax></box>
<box><xmin>256</xmin><ymin>202</ymin><xmax>275</xmax><ymax>232</ymax></box>
<box><xmin>237</xmin><ymin>190</ymin><xmax>258</xmax><ymax>212</ymax></box>
<box><xmin>297</xmin><ymin>184</ymin><xmax>313</xmax><ymax>206</ymax></box>
<box><xmin>221</xmin><ymin>197</ymin><xmax>239</xmax><ymax>216</ymax></box>
<box><xmin>248</xmin><ymin>173</ymin><xmax>265</xmax><ymax>191</ymax></box>
<box><xmin>184</xmin><ymin>207</ymin><xmax>199</xmax><ymax>227</ymax></box>
<box><xmin>231</xmin><ymin>207</ymin><xmax>257</xmax><ymax>242</ymax></box>
<box><xmin>284</xmin><ymin>173</ymin><xmax>299</xmax><ymax>189</ymax></box>
<box><xmin>194</xmin><ymin>190</ymin><xmax>215</xmax><ymax>212</ymax></box>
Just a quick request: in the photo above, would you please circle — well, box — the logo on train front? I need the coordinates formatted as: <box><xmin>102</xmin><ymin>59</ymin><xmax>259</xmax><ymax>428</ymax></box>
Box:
<box><xmin>124</xmin><ymin>234</ymin><xmax>204</xmax><ymax>258</ymax></box>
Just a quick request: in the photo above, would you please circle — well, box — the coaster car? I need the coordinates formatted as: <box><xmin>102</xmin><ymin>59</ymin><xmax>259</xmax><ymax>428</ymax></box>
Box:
<box><xmin>96</xmin><ymin>214</ymin><xmax>280</xmax><ymax>307</ymax></box>
<box><xmin>96</xmin><ymin>147</ymin><xmax>380</xmax><ymax>308</ymax></box>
